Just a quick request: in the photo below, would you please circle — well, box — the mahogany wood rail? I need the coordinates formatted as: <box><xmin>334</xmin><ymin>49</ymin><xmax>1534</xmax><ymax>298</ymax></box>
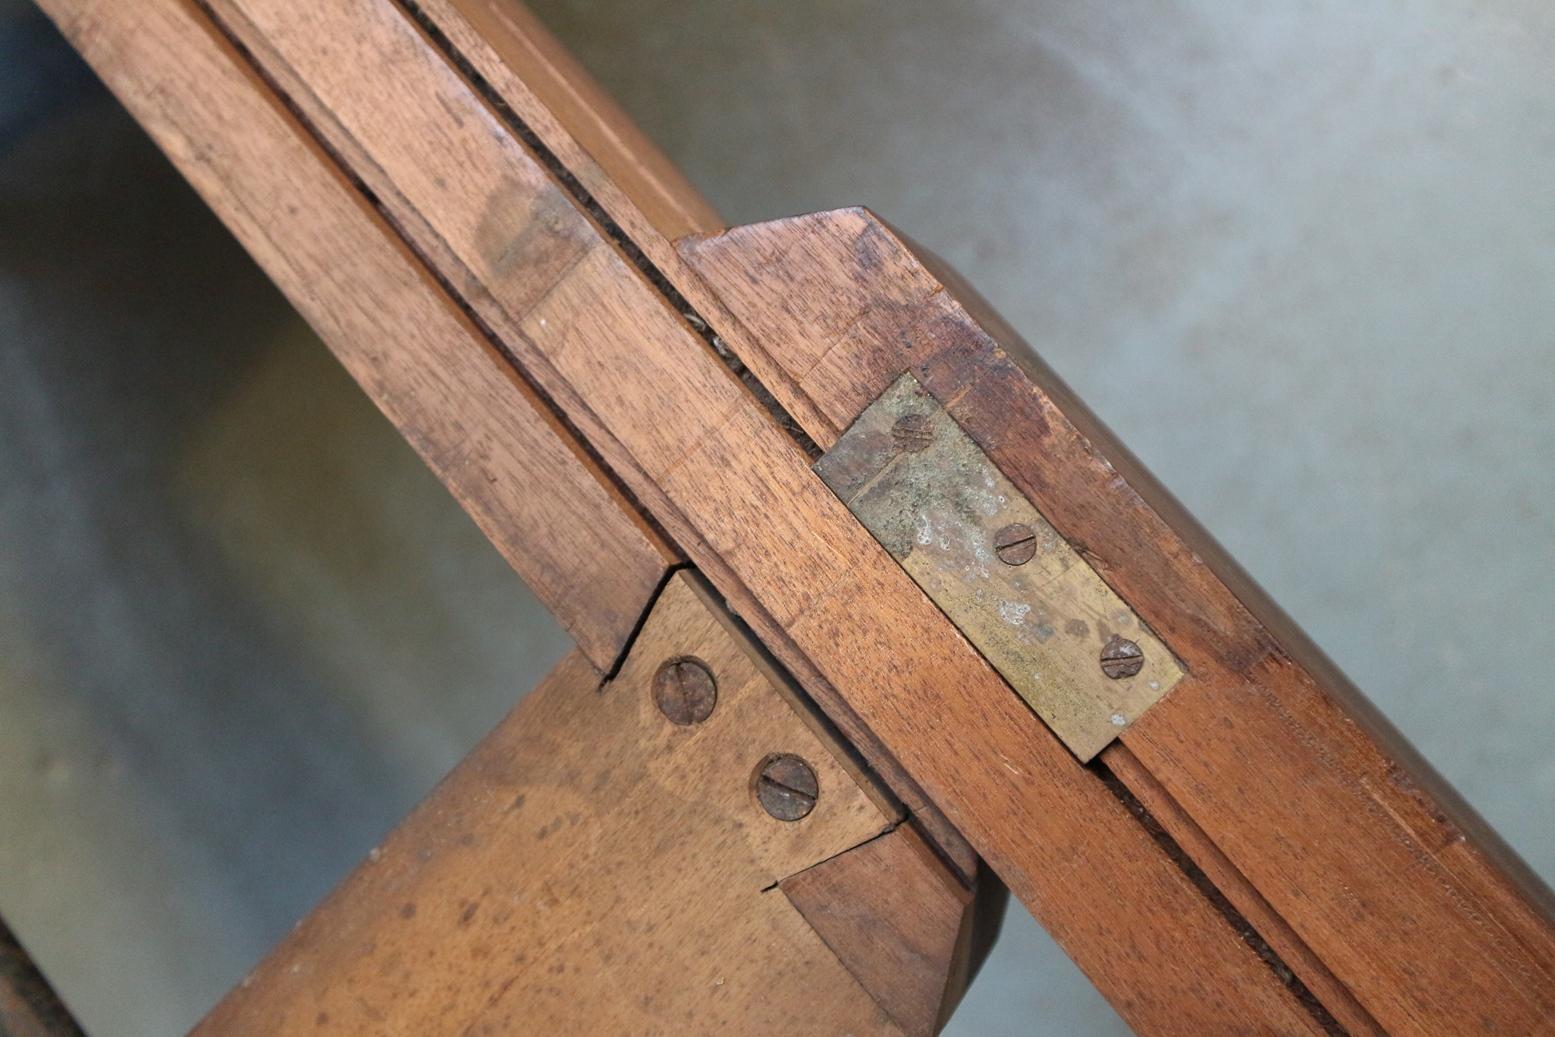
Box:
<box><xmin>27</xmin><ymin>0</ymin><xmax>1555</xmax><ymax>1033</ymax></box>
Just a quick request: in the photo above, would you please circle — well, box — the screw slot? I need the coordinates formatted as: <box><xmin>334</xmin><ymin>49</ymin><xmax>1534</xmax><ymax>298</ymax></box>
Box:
<box><xmin>652</xmin><ymin>657</ymin><xmax>717</xmax><ymax>725</ymax></box>
<box><xmin>993</xmin><ymin>522</ymin><xmax>1038</xmax><ymax>565</ymax></box>
<box><xmin>891</xmin><ymin>413</ymin><xmax>934</xmax><ymax>453</ymax></box>
<box><xmin>1099</xmin><ymin>635</ymin><xmax>1145</xmax><ymax>679</ymax></box>
<box><xmin>754</xmin><ymin>754</ymin><xmax>818</xmax><ymax>821</ymax></box>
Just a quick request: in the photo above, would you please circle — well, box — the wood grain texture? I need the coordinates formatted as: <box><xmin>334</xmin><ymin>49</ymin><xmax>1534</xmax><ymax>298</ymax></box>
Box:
<box><xmin>433</xmin><ymin>0</ymin><xmax>723</xmax><ymax>241</ymax></box>
<box><xmin>209</xmin><ymin>0</ymin><xmax>974</xmax><ymax>877</ymax></box>
<box><xmin>681</xmin><ymin>206</ymin><xmax>1555</xmax><ymax>1035</ymax></box>
<box><xmin>1100</xmin><ymin>743</ymin><xmax>1386</xmax><ymax>1037</ymax></box>
<box><xmin>415</xmin><ymin>0</ymin><xmax>841</xmax><ymax>440</ymax></box>
<box><xmin>46</xmin><ymin>0</ymin><xmax>1478</xmax><ymax>1030</ymax></box>
<box><xmin>390</xmin><ymin>0</ymin><xmax>975</xmax><ymax>881</ymax></box>
<box><xmin>37</xmin><ymin>6</ymin><xmax>972</xmax><ymax>1033</ymax></box>
<box><xmin>194</xmin><ymin>574</ymin><xmax>936</xmax><ymax>1035</ymax></box>
<box><xmin>186</xmin><ymin>3</ymin><xmax>1326</xmax><ymax>1031</ymax></box>
<box><xmin>34</xmin><ymin>0</ymin><xmax>674</xmax><ymax>673</ymax></box>
<box><xmin>782</xmin><ymin>826</ymin><xmax>973</xmax><ymax>1037</ymax></box>
<box><xmin>35</xmin><ymin>9</ymin><xmax>977</xmax><ymax>1030</ymax></box>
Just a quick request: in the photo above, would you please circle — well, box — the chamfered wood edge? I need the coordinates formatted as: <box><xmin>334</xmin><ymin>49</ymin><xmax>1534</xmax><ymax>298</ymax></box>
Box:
<box><xmin>39</xmin><ymin>0</ymin><xmax>984</xmax><ymax>973</ymax></box>
<box><xmin>28</xmin><ymin>8</ymin><xmax>977</xmax><ymax>1029</ymax></box>
<box><xmin>781</xmin><ymin>825</ymin><xmax>974</xmax><ymax>1037</ymax></box>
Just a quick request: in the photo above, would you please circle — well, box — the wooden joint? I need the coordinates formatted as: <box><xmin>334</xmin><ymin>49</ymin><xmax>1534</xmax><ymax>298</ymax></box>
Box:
<box><xmin>194</xmin><ymin>571</ymin><xmax>977</xmax><ymax>1035</ymax></box>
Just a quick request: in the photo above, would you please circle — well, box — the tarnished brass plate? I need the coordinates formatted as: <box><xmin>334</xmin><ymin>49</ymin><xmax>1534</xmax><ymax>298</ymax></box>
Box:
<box><xmin>815</xmin><ymin>373</ymin><xmax>1182</xmax><ymax>760</ymax></box>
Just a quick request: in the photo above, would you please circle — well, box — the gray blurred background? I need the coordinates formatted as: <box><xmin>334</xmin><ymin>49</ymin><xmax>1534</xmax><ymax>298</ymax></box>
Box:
<box><xmin>1</xmin><ymin>1</ymin><xmax>1552</xmax><ymax>1034</ymax></box>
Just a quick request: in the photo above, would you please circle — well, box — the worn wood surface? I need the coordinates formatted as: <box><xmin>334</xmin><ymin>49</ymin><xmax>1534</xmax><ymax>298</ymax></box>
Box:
<box><xmin>195</xmin><ymin>573</ymin><xmax>960</xmax><ymax>1034</ymax></box>
<box><xmin>35</xmin><ymin>0</ymin><xmax>674</xmax><ymax>673</ymax></box>
<box><xmin>419</xmin><ymin>0</ymin><xmax>841</xmax><ymax>443</ymax></box>
<box><xmin>37</xmin><ymin>5</ymin><xmax>985</xmax><ymax>1032</ymax></box>
<box><xmin>782</xmin><ymin>825</ymin><xmax>974</xmax><ymax>1037</ymax></box>
<box><xmin>31</xmin><ymin>0</ymin><xmax>971</xmax><ymax>1030</ymax></box>
<box><xmin>0</xmin><ymin>918</ymin><xmax>84</xmax><ymax>1037</ymax></box>
<box><xmin>681</xmin><ymin>206</ymin><xmax>1555</xmax><ymax>1035</ymax></box>
<box><xmin>432</xmin><ymin>0</ymin><xmax>723</xmax><ymax>242</ymax></box>
<box><xmin>374</xmin><ymin>0</ymin><xmax>968</xmax><ymax>875</ymax></box>
<box><xmin>166</xmin><ymin>1</ymin><xmax>1325</xmax><ymax>1032</ymax></box>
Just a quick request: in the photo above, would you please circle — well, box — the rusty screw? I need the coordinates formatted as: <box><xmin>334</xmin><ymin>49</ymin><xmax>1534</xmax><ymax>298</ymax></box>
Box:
<box><xmin>652</xmin><ymin>657</ymin><xmax>717</xmax><ymax>726</ymax></box>
<box><xmin>891</xmin><ymin>413</ymin><xmax>934</xmax><ymax>453</ymax></box>
<box><xmin>993</xmin><ymin>522</ymin><xmax>1039</xmax><ymax>565</ymax></box>
<box><xmin>1099</xmin><ymin>635</ymin><xmax>1145</xmax><ymax>679</ymax></box>
<box><xmin>754</xmin><ymin>754</ymin><xmax>818</xmax><ymax>822</ymax></box>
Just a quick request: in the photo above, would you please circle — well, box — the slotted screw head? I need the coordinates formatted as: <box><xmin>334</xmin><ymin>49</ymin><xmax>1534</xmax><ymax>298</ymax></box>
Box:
<box><xmin>1099</xmin><ymin>635</ymin><xmax>1145</xmax><ymax>679</ymax></box>
<box><xmin>755</xmin><ymin>754</ymin><xmax>818</xmax><ymax>822</ymax></box>
<box><xmin>993</xmin><ymin>522</ymin><xmax>1039</xmax><ymax>565</ymax></box>
<box><xmin>891</xmin><ymin>413</ymin><xmax>934</xmax><ymax>453</ymax></box>
<box><xmin>652</xmin><ymin>657</ymin><xmax>717</xmax><ymax>725</ymax></box>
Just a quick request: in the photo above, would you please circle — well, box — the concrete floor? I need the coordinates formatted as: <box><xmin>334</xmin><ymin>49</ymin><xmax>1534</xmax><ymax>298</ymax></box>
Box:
<box><xmin>2</xmin><ymin>1</ymin><xmax>1553</xmax><ymax>1035</ymax></box>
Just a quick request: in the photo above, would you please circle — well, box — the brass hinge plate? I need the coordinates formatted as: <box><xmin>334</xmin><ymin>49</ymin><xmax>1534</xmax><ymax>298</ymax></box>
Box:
<box><xmin>814</xmin><ymin>373</ymin><xmax>1182</xmax><ymax>760</ymax></box>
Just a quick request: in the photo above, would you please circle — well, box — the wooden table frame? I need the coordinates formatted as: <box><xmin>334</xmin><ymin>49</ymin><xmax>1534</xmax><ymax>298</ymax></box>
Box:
<box><xmin>16</xmin><ymin>0</ymin><xmax>1555</xmax><ymax>1033</ymax></box>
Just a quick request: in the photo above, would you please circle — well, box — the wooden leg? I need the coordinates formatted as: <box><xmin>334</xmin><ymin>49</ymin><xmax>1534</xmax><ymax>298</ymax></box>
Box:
<box><xmin>193</xmin><ymin>572</ymin><xmax>974</xmax><ymax>1035</ymax></box>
